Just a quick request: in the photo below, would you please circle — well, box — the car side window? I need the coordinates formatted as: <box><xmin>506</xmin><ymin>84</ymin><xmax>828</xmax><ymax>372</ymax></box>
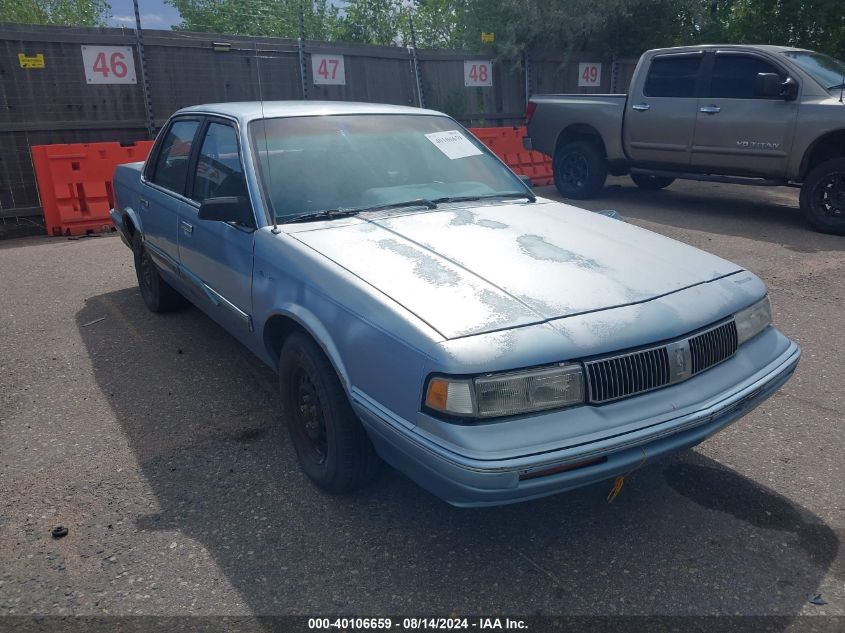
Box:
<box><xmin>644</xmin><ymin>56</ymin><xmax>702</xmax><ymax>98</ymax></box>
<box><xmin>709</xmin><ymin>55</ymin><xmax>786</xmax><ymax>99</ymax></box>
<box><xmin>150</xmin><ymin>119</ymin><xmax>200</xmax><ymax>194</ymax></box>
<box><xmin>191</xmin><ymin>122</ymin><xmax>247</xmax><ymax>203</ymax></box>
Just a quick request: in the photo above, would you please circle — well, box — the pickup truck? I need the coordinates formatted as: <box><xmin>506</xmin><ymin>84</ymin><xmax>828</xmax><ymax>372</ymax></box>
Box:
<box><xmin>525</xmin><ymin>44</ymin><xmax>845</xmax><ymax>235</ymax></box>
<box><xmin>110</xmin><ymin>101</ymin><xmax>799</xmax><ymax>506</ymax></box>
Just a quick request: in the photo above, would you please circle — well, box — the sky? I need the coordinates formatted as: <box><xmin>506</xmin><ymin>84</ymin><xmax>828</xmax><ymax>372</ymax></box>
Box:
<box><xmin>107</xmin><ymin>0</ymin><xmax>183</xmax><ymax>29</ymax></box>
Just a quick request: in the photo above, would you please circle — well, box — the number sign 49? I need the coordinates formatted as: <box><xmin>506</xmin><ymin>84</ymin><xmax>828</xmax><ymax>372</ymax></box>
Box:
<box><xmin>464</xmin><ymin>61</ymin><xmax>493</xmax><ymax>87</ymax></box>
<box><xmin>312</xmin><ymin>54</ymin><xmax>346</xmax><ymax>85</ymax></box>
<box><xmin>81</xmin><ymin>46</ymin><xmax>136</xmax><ymax>84</ymax></box>
<box><xmin>578</xmin><ymin>62</ymin><xmax>602</xmax><ymax>87</ymax></box>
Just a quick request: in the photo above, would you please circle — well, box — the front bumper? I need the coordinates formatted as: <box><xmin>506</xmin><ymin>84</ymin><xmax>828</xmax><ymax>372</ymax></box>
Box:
<box><xmin>353</xmin><ymin>332</ymin><xmax>800</xmax><ymax>507</ymax></box>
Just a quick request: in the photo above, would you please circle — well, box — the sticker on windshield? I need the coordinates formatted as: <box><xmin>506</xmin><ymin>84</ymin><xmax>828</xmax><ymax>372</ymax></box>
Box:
<box><xmin>424</xmin><ymin>130</ymin><xmax>483</xmax><ymax>160</ymax></box>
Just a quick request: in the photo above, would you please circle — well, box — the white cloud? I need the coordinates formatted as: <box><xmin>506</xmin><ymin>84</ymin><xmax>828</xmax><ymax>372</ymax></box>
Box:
<box><xmin>110</xmin><ymin>14</ymin><xmax>164</xmax><ymax>25</ymax></box>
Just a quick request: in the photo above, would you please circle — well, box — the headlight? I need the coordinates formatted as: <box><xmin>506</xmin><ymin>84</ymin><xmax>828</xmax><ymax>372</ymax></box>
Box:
<box><xmin>424</xmin><ymin>363</ymin><xmax>584</xmax><ymax>420</ymax></box>
<box><xmin>735</xmin><ymin>295</ymin><xmax>772</xmax><ymax>345</ymax></box>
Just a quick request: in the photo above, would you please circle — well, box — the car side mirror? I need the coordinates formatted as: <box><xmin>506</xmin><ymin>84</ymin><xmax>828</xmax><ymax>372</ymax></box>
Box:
<box><xmin>518</xmin><ymin>174</ymin><xmax>534</xmax><ymax>188</ymax></box>
<box><xmin>754</xmin><ymin>73</ymin><xmax>782</xmax><ymax>98</ymax></box>
<box><xmin>198</xmin><ymin>196</ymin><xmax>255</xmax><ymax>229</ymax></box>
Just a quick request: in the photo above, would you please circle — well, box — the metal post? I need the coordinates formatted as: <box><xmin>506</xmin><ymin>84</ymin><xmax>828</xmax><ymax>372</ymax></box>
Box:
<box><xmin>408</xmin><ymin>16</ymin><xmax>425</xmax><ymax>108</ymax></box>
<box><xmin>298</xmin><ymin>3</ymin><xmax>308</xmax><ymax>100</ymax></box>
<box><xmin>132</xmin><ymin>0</ymin><xmax>155</xmax><ymax>138</ymax></box>
<box><xmin>523</xmin><ymin>50</ymin><xmax>532</xmax><ymax>107</ymax></box>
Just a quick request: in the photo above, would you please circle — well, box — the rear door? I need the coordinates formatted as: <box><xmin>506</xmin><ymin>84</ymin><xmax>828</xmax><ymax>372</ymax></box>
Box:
<box><xmin>140</xmin><ymin>117</ymin><xmax>201</xmax><ymax>274</ymax></box>
<box><xmin>623</xmin><ymin>52</ymin><xmax>704</xmax><ymax>167</ymax></box>
<box><xmin>177</xmin><ymin>116</ymin><xmax>256</xmax><ymax>336</ymax></box>
<box><xmin>691</xmin><ymin>51</ymin><xmax>798</xmax><ymax>176</ymax></box>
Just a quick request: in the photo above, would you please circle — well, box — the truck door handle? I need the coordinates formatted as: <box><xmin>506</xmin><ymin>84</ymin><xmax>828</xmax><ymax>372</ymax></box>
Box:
<box><xmin>699</xmin><ymin>105</ymin><xmax>721</xmax><ymax>114</ymax></box>
<box><xmin>631</xmin><ymin>103</ymin><xmax>650</xmax><ymax>111</ymax></box>
<box><xmin>139</xmin><ymin>198</ymin><xmax>149</xmax><ymax>209</ymax></box>
<box><xmin>181</xmin><ymin>220</ymin><xmax>193</xmax><ymax>234</ymax></box>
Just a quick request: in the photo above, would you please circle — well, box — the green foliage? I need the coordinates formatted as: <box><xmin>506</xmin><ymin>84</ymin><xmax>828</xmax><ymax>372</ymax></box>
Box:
<box><xmin>335</xmin><ymin>0</ymin><xmax>406</xmax><ymax>46</ymax></box>
<box><xmin>0</xmin><ymin>0</ymin><xmax>111</xmax><ymax>26</ymax></box>
<box><xmin>167</xmin><ymin>0</ymin><xmax>339</xmax><ymax>39</ymax></box>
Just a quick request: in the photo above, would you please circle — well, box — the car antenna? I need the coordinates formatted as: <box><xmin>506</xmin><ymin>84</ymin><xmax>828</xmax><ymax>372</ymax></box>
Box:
<box><xmin>254</xmin><ymin>36</ymin><xmax>280</xmax><ymax>234</ymax></box>
<box><xmin>840</xmin><ymin>73</ymin><xmax>844</xmax><ymax>103</ymax></box>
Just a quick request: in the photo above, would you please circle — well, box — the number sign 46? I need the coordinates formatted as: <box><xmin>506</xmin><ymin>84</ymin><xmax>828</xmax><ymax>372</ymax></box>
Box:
<box><xmin>81</xmin><ymin>46</ymin><xmax>136</xmax><ymax>84</ymax></box>
<box><xmin>464</xmin><ymin>61</ymin><xmax>493</xmax><ymax>87</ymax></box>
<box><xmin>312</xmin><ymin>54</ymin><xmax>346</xmax><ymax>85</ymax></box>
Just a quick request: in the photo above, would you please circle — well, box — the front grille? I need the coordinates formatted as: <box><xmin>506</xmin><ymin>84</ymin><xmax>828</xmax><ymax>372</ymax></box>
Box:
<box><xmin>689</xmin><ymin>320</ymin><xmax>738</xmax><ymax>374</ymax></box>
<box><xmin>586</xmin><ymin>346</ymin><xmax>671</xmax><ymax>403</ymax></box>
<box><xmin>585</xmin><ymin>319</ymin><xmax>738</xmax><ymax>404</ymax></box>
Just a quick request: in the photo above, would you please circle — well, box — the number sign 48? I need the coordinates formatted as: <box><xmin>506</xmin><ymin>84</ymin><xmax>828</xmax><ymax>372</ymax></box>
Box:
<box><xmin>81</xmin><ymin>46</ymin><xmax>136</xmax><ymax>84</ymax></box>
<box><xmin>464</xmin><ymin>61</ymin><xmax>493</xmax><ymax>87</ymax></box>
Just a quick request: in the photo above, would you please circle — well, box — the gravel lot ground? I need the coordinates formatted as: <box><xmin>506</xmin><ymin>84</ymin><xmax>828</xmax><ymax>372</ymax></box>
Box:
<box><xmin>0</xmin><ymin>178</ymin><xmax>842</xmax><ymax>623</ymax></box>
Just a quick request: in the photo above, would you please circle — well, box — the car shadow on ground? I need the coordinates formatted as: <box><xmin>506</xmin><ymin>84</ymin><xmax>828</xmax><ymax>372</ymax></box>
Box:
<box><xmin>76</xmin><ymin>287</ymin><xmax>840</xmax><ymax>618</ymax></box>
<box><xmin>538</xmin><ymin>182</ymin><xmax>845</xmax><ymax>255</ymax></box>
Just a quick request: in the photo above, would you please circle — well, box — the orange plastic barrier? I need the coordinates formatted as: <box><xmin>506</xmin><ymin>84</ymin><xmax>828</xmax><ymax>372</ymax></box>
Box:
<box><xmin>31</xmin><ymin>141</ymin><xmax>154</xmax><ymax>236</ymax></box>
<box><xmin>468</xmin><ymin>126</ymin><xmax>553</xmax><ymax>186</ymax></box>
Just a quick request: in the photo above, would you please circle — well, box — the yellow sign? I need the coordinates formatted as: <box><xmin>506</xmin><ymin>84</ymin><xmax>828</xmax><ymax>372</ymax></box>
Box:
<box><xmin>18</xmin><ymin>53</ymin><xmax>45</xmax><ymax>69</ymax></box>
<box><xmin>481</xmin><ymin>32</ymin><xmax>495</xmax><ymax>44</ymax></box>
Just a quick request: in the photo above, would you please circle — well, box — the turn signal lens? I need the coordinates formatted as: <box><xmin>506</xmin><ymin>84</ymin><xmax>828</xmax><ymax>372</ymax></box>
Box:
<box><xmin>425</xmin><ymin>378</ymin><xmax>474</xmax><ymax>416</ymax></box>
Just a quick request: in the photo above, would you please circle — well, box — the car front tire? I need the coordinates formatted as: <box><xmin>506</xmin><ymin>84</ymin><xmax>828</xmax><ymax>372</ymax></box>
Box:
<box><xmin>131</xmin><ymin>232</ymin><xmax>185</xmax><ymax>312</ymax></box>
<box><xmin>799</xmin><ymin>158</ymin><xmax>845</xmax><ymax>235</ymax></box>
<box><xmin>553</xmin><ymin>140</ymin><xmax>607</xmax><ymax>200</ymax></box>
<box><xmin>278</xmin><ymin>331</ymin><xmax>380</xmax><ymax>494</ymax></box>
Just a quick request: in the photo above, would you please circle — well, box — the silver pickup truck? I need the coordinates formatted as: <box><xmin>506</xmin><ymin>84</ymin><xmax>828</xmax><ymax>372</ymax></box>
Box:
<box><xmin>525</xmin><ymin>44</ymin><xmax>845</xmax><ymax>234</ymax></box>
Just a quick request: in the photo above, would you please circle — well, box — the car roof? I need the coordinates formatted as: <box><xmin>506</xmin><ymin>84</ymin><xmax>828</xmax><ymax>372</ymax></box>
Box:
<box><xmin>646</xmin><ymin>44</ymin><xmax>812</xmax><ymax>56</ymax></box>
<box><xmin>175</xmin><ymin>101</ymin><xmax>445</xmax><ymax>123</ymax></box>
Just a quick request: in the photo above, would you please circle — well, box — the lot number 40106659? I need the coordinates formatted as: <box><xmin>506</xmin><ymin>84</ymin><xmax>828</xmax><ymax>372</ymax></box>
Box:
<box><xmin>81</xmin><ymin>45</ymin><xmax>137</xmax><ymax>84</ymax></box>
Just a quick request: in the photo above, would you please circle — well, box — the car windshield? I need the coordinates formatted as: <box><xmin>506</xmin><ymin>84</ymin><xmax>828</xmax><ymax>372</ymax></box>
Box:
<box><xmin>782</xmin><ymin>51</ymin><xmax>845</xmax><ymax>89</ymax></box>
<box><xmin>249</xmin><ymin>114</ymin><xmax>528</xmax><ymax>220</ymax></box>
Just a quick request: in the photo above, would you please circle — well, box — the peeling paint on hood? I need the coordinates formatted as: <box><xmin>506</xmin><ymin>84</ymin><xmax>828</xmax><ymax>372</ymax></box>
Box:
<box><xmin>291</xmin><ymin>199</ymin><xmax>742</xmax><ymax>339</ymax></box>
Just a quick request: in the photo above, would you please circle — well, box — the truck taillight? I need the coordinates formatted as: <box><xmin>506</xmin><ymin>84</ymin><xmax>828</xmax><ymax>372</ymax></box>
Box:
<box><xmin>525</xmin><ymin>101</ymin><xmax>537</xmax><ymax>124</ymax></box>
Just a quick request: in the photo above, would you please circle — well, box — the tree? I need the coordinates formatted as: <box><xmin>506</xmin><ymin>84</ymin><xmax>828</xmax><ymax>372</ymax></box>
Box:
<box><xmin>335</xmin><ymin>0</ymin><xmax>406</xmax><ymax>46</ymax></box>
<box><xmin>0</xmin><ymin>0</ymin><xmax>111</xmax><ymax>26</ymax></box>
<box><xmin>167</xmin><ymin>0</ymin><xmax>340</xmax><ymax>39</ymax></box>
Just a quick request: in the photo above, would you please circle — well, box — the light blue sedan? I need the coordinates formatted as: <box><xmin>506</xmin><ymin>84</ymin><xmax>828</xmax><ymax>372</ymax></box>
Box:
<box><xmin>111</xmin><ymin>101</ymin><xmax>800</xmax><ymax>506</ymax></box>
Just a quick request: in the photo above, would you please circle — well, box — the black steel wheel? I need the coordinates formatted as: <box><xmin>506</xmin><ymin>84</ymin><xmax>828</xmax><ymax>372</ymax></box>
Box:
<box><xmin>278</xmin><ymin>331</ymin><xmax>380</xmax><ymax>493</ymax></box>
<box><xmin>553</xmin><ymin>140</ymin><xmax>607</xmax><ymax>200</ymax></box>
<box><xmin>131</xmin><ymin>232</ymin><xmax>184</xmax><ymax>312</ymax></box>
<box><xmin>800</xmin><ymin>158</ymin><xmax>845</xmax><ymax>235</ymax></box>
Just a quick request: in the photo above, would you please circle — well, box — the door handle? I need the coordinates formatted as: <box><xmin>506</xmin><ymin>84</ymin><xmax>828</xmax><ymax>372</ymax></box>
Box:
<box><xmin>139</xmin><ymin>198</ymin><xmax>149</xmax><ymax>209</ymax></box>
<box><xmin>631</xmin><ymin>103</ymin><xmax>650</xmax><ymax>111</ymax></box>
<box><xmin>699</xmin><ymin>105</ymin><xmax>721</xmax><ymax>114</ymax></box>
<box><xmin>181</xmin><ymin>220</ymin><xmax>193</xmax><ymax>234</ymax></box>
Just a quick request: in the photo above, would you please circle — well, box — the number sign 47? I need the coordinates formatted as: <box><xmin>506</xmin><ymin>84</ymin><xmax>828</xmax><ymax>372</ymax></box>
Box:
<box><xmin>312</xmin><ymin>54</ymin><xmax>346</xmax><ymax>85</ymax></box>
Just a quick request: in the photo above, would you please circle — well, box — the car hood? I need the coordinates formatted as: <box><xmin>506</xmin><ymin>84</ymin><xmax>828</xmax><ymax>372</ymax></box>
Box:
<box><xmin>290</xmin><ymin>199</ymin><xmax>742</xmax><ymax>339</ymax></box>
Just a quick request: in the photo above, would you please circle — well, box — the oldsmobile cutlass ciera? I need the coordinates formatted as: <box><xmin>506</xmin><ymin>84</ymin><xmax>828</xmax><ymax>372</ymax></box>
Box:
<box><xmin>111</xmin><ymin>102</ymin><xmax>800</xmax><ymax>507</ymax></box>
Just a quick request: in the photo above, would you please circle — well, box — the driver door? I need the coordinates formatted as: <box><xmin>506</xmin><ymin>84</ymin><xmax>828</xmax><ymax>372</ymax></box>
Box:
<box><xmin>177</xmin><ymin>117</ymin><xmax>257</xmax><ymax>337</ymax></box>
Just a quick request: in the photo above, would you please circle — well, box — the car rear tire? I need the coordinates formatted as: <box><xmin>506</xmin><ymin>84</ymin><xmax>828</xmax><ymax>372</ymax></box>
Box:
<box><xmin>131</xmin><ymin>232</ymin><xmax>185</xmax><ymax>312</ymax></box>
<box><xmin>799</xmin><ymin>158</ymin><xmax>845</xmax><ymax>235</ymax></box>
<box><xmin>553</xmin><ymin>140</ymin><xmax>607</xmax><ymax>200</ymax></box>
<box><xmin>279</xmin><ymin>331</ymin><xmax>380</xmax><ymax>494</ymax></box>
<box><xmin>630</xmin><ymin>173</ymin><xmax>675</xmax><ymax>190</ymax></box>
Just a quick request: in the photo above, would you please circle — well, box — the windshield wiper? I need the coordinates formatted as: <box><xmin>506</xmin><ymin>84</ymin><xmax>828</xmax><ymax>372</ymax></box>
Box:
<box><xmin>826</xmin><ymin>83</ymin><xmax>845</xmax><ymax>90</ymax></box>
<box><xmin>432</xmin><ymin>191</ymin><xmax>537</xmax><ymax>204</ymax></box>
<box><xmin>278</xmin><ymin>198</ymin><xmax>436</xmax><ymax>224</ymax></box>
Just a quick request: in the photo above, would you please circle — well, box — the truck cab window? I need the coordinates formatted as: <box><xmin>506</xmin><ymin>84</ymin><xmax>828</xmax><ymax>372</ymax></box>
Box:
<box><xmin>192</xmin><ymin>122</ymin><xmax>247</xmax><ymax>202</ymax></box>
<box><xmin>150</xmin><ymin>120</ymin><xmax>199</xmax><ymax>194</ymax></box>
<box><xmin>644</xmin><ymin>56</ymin><xmax>702</xmax><ymax>97</ymax></box>
<box><xmin>710</xmin><ymin>55</ymin><xmax>785</xmax><ymax>99</ymax></box>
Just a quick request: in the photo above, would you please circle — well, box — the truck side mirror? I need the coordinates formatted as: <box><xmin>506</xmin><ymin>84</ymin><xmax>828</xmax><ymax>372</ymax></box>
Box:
<box><xmin>198</xmin><ymin>196</ymin><xmax>255</xmax><ymax>229</ymax></box>
<box><xmin>754</xmin><ymin>73</ymin><xmax>782</xmax><ymax>98</ymax></box>
<box><xmin>781</xmin><ymin>77</ymin><xmax>798</xmax><ymax>100</ymax></box>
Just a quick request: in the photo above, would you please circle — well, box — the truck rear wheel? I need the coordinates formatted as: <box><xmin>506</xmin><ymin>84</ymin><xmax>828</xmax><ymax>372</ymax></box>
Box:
<box><xmin>553</xmin><ymin>140</ymin><xmax>607</xmax><ymax>200</ymax></box>
<box><xmin>630</xmin><ymin>173</ymin><xmax>675</xmax><ymax>190</ymax></box>
<box><xmin>799</xmin><ymin>158</ymin><xmax>845</xmax><ymax>235</ymax></box>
